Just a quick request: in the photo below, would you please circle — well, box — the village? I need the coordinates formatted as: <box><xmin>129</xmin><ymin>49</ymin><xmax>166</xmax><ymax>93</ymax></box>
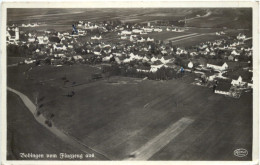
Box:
<box><xmin>7</xmin><ymin>19</ymin><xmax>252</xmax><ymax>99</ymax></box>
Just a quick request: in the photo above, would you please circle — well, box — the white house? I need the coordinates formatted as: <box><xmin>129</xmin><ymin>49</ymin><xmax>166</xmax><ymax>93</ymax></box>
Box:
<box><xmin>28</xmin><ymin>37</ymin><xmax>36</xmax><ymax>42</ymax></box>
<box><xmin>237</xmin><ymin>33</ymin><xmax>246</xmax><ymax>40</ymax></box>
<box><xmin>91</xmin><ymin>36</ymin><xmax>102</xmax><ymax>40</ymax></box>
<box><xmin>121</xmin><ymin>35</ymin><xmax>127</xmax><ymax>39</ymax></box>
<box><xmin>154</xmin><ymin>28</ymin><xmax>162</xmax><ymax>32</ymax></box>
<box><xmin>207</xmin><ymin>62</ymin><xmax>228</xmax><ymax>71</ymax></box>
<box><xmin>137</xmin><ymin>37</ymin><xmax>146</xmax><ymax>43</ymax></box>
<box><xmin>121</xmin><ymin>30</ymin><xmax>132</xmax><ymax>35</ymax></box>
<box><xmin>142</xmin><ymin>27</ymin><xmax>153</xmax><ymax>33</ymax></box>
<box><xmin>73</xmin><ymin>55</ymin><xmax>83</xmax><ymax>60</ymax></box>
<box><xmin>151</xmin><ymin>57</ymin><xmax>159</xmax><ymax>63</ymax></box>
<box><xmin>150</xmin><ymin>64</ymin><xmax>165</xmax><ymax>72</ymax></box>
<box><xmin>188</xmin><ymin>61</ymin><xmax>193</xmax><ymax>69</ymax></box>
<box><xmin>132</xmin><ymin>29</ymin><xmax>143</xmax><ymax>34</ymax></box>
<box><xmin>147</xmin><ymin>37</ymin><xmax>154</xmax><ymax>42</ymax></box>
<box><xmin>231</xmin><ymin>50</ymin><xmax>240</xmax><ymax>56</ymax></box>
<box><xmin>53</xmin><ymin>44</ymin><xmax>67</xmax><ymax>51</ymax></box>
<box><xmin>37</xmin><ymin>36</ymin><xmax>49</xmax><ymax>44</ymax></box>
<box><xmin>231</xmin><ymin>76</ymin><xmax>244</xmax><ymax>86</ymax></box>
<box><xmin>190</xmin><ymin>52</ymin><xmax>198</xmax><ymax>56</ymax></box>
<box><xmin>54</xmin><ymin>54</ymin><xmax>66</xmax><ymax>58</ymax></box>
<box><xmin>94</xmin><ymin>51</ymin><xmax>101</xmax><ymax>56</ymax></box>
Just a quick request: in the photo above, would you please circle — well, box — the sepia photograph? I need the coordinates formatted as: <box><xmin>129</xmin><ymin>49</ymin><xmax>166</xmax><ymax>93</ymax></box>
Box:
<box><xmin>1</xmin><ymin>1</ymin><xmax>259</xmax><ymax>164</ymax></box>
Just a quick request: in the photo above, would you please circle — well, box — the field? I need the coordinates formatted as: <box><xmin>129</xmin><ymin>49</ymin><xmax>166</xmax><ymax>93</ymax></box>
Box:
<box><xmin>7</xmin><ymin>64</ymin><xmax>252</xmax><ymax>160</ymax></box>
<box><xmin>145</xmin><ymin>31</ymin><xmax>192</xmax><ymax>41</ymax></box>
<box><xmin>7</xmin><ymin>92</ymin><xmax>99</xmax><ymax>160</ymax></box>
<box><xmin>7</xmin><ymin>57</ymin><xmax>26</xmax><ymax>65</ymax></box>
<box><xmin>8</xmin><ymin>8</ymin><xmax>251</xmax><ymax>29</ymax></box>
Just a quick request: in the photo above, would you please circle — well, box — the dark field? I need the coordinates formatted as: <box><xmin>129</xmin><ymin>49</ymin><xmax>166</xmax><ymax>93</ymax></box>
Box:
<box><xmin>7</xmin><ymin>92</ymin><xmax>97</xmax><ymax>160</ymax></box>
<box><xmin>8</xmin><ymin>8</ymin><xmax>251</xmax><ymax>29</ymax></box>
<box><xmin>7</xmin><ymin>65</ymin><xmax>252</xmax><ymax>160</ymax></box>
<box><xmin>7</xmin><ymin>57</ymin><xmax>26</xmax><ymax>65</ymax></box>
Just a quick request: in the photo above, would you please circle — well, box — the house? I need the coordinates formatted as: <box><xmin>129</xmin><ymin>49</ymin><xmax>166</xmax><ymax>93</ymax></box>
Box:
<box><xmin>91</xmin><ymin>36</ymin><xmax>102</xmax><ymax>40</ymax></box>
<box><xmin>121</xmin><ymin>30</ymin><xmax>132</xmax><ymax>35</ymax></box>
<box><xmin>137</xmin><ymin>37</ymin><xmax>146</xmax><ymax>43</ymax></box>
<box><xmin>147</xmin><ymin>37</ymin><xmax>154</xmax><ymax>42</ymax></box>
<box><xmin>231</xmin><ymin>50</ymin><xmax>240</xmax><ymax>56</ymax></box>
<box><xmin>154</xmin><ymin>28</ymin><xmax>162</xmax><ymax>32</ymax></box>
<box><xmin>209</xmin><ymin>52</ymin><xmax>216</xmax><ymax>56</ymax></box>
<box><xmin>114</xmin><ymin>57</ymin><xmax>122</xmax><ymax>64</ymax></box>
<box><xmin>53</xmin><ymin>44</ymin><xmax>67</xmax><ymax>51</ymax></box>
<box><xmin>37</xmin><ymin>36</ymin><xmax>49</xmax><ymax>44</ymax></box>
<box><xmin>176</xmin><ymin>48</ymin><xmax>187</xmax><ymax>55</ymax></box>
<box><xmin>142</xmin><ymin>27</ymin><xmax>153</xmax><ymax>33</ymax></box>
<box><xmin>24</xmin><ymin>59</ymin><xmax>36</xmax><ymax>64</ymax></box>
<box><xmin>132</xmin><ymin>29</ymin><xmax>143</xmax><ymax>34</ymax></box>
<box><xmin>151</xmin><ymin>56</ymin><xmax>159</xmax><ymax>63</ymax></box>
<box><xmin>54</xmin><ymin>54</ymin><xmax>66</xmax><ymax>58</ymax></box>
<box><xmin>78</xmin><ymin>29</ymin><xmax>86</xmax><ymax>36</ymax></box>
<box><xmin>121</xmin><ymin>35</ymin><xmax>127</xmax><ymax>39</ymax></box>
<box><xmin>207</xmin><ymin>62</ymin><xmax>228</xmax><ymax>71</ymax></box>
<box><xmin>188</xmin><ymin>61</ymin><xmax>193</xmax><ymax>69</ymax></box>
<box><xmin>142</xmin><ymin>56</ymin><xmax>150</xmax><ymax>62</ymax></box>
<box><xmin>94</xmin><ymin>51</ymin><xmax>101</xmax><ymax>56</ymax></box>
<box><xmin>215</xmin><ymin>83</ymin><xmax>231</xmax><ymax>96</ymax></box>
<box><xmin>136</xmin><ymin>65</ymin><xmax>151</xmax><ymax>73</ymax></box>
<box><xmin>190</xmin><ymin>52</ymin><xmax>198</xmax><ymax>56</ymax></box>
<box><xmin>73</xmin><ymin>55</ymin><xmax>83</xmax><ymax>61</ymax></box>
<box><xmin>231</xmin><ymin>76</ymin><xmax>244</xmax><ymax>86</ymax></box>
<box><xmin>150</xmin><ymin>64</ymin><xmax>165</xmax><ymax>72</ymax></box>
<box><xmin>28</xmin><ymin>37</ymin><xmax>36</xmax><ymax>42</ymax></box>
<box><xmin>102</xmin><ymin>55</ymin><xmax>113</xmax><ymax>62</ymax></box>
<box><xmin>237</xmin><ymin>33</ymin><xmax>246</xmax><ymax>40</ymax></box>
<box><xmin>159</xmin><ymin>57</ymin><xmax>171</xmax><ymax>64</ymax></box>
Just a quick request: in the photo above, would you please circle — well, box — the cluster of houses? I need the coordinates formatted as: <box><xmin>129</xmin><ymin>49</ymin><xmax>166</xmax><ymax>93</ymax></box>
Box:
<box><xmin>6</xmin><ymin>21</ymin><xmax>252</xmax><ymax>98</ymax></box>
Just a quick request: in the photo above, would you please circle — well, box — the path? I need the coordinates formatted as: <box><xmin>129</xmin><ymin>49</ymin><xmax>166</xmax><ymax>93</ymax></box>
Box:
<box><xmin>7</xmin><ymin>87</ymin><xmax>109</xmax><ymax>160</ymax></box>
<box><xmin>125</xmin><ymin>117</ymin><xmax>194</xmax><ymax>160</ymax></box>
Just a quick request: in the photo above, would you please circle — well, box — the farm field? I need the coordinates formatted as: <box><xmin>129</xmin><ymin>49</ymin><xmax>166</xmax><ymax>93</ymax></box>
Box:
<box><xmin>7</xmin><ymin>92</ymin><xmax>98</xmax><ymax>160</ymax></box>
<box><xmin>7</xmin><ymin>64</ymin><xmax>252</xmax><ymax>160</ymax></box>
<box><xmin>171</xmin><ymin>34</ymin><xmax>228</xmax><ymax>47</ymax></box>
<box><xmin>7</xmin><ymin>57</ymin><xmax>26</xmax><ymax>65</ymax></box>
<box><xmin>8</xmin><ymin>8</ymin><xmax>251</xmax><ymax>30</ymax></box>
<box><xmin>145</xmin><ymin>31</ymin><xmax>193</xmax><ymax>41</ymax></box>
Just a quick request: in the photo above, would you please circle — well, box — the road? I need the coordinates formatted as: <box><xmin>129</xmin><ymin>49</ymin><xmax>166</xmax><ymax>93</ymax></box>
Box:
<box><xmin>7</xmin><ymin>87</ymin><xmax>109</xmax><ymax>160</ymax></box>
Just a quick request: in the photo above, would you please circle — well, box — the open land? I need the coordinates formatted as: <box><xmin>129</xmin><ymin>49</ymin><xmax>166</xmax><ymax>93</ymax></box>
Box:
<box><xmin>7</xmin><ymin>64</ymin><xmax>252</xmax><ymax>160</ymax></box>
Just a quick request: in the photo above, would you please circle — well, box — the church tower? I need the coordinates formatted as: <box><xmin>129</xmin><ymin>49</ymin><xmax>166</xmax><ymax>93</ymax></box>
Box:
<box><xmin>15</xmin><ymin>27</ymin><xmax>19</xmax><ymax>40</ymax></box>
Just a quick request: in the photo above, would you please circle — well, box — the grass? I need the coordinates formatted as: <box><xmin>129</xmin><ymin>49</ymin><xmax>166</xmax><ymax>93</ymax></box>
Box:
<box><xmin>7</xmin><ymin>57</ymin><xmax>26</xmax><ymax>65</ymax></box>
<box><xmin>172</xmin><ymin>34</ymin><xmax>228</xmax><ymax>47</ymax></box>
<box><xmin>7</xmin><ymin>92</ymin><xmax>100</xmax><ymax>160</ymax></box>
<box><xmin>145</xmin><ymin>31</ymin><xmax>192</xmax><ymax>41</ymax></box>
<box><xmin>7</xmin><ymin>64</ymin><xmax>252</xmax><ymax>160</ymax></box>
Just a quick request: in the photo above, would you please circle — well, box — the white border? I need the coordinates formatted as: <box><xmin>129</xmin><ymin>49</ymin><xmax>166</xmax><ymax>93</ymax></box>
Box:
<box><xmin>1</xmin><ymin>1</ymin><xmax>259</xmax><ymax>165</ymax></box>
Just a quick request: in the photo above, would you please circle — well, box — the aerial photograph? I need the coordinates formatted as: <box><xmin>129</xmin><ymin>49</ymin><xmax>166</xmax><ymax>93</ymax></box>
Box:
<box><xmin>6</xmin><ymin>8</ymin><xmax>253</xmax><ymax>160</ymax></box>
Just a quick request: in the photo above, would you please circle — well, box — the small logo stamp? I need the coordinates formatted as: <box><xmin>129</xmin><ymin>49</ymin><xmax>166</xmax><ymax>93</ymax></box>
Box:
<box><xmin>234</xmin><ymin>148</ymin><xmax>248</xmax><ymax>157</ymax></box>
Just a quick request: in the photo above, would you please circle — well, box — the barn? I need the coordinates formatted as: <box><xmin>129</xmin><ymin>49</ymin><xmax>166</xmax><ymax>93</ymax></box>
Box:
<box><xmin>215</xmin><ymin>83</ymin><xmax>232</xmax><ymax>96</ymax></box>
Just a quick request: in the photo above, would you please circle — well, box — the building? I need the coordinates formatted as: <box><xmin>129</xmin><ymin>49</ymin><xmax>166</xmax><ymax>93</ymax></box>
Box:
<box><xmin>215</xmin><ymin>83</ymin><xmax>231</xmax><ymax>96</ymax></box>
<box><xmin>188</xmin><ymin>61</ymin><xmax>193</xmax><ymax>69</ymax></box>
<box><xmin>15</xmin><ymin>27</ymin><xmax>19</xmax><ymax>40</ymax></box>
<box><xmin>207</xmin><ymin>62</ymin><xmax>228</xmax><ymax>71</ymax></box>
<box><xmin>231</xmin><ymin>76</ymin><xmax>245</xmax><ymax>86</ymax></box>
